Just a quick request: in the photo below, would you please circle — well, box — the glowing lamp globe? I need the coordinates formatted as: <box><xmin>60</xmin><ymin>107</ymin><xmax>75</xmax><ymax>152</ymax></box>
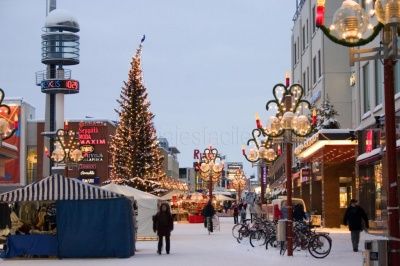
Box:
<box><xmin>258</xmin><ymin>146</ymin><xmax>266</xmax><ymax>158</ymax></box>
<box><xmin>332</xmin><ymin>0</ymin><xmax>369</xmax><ymax>43</ymax></box>
<box><xmin>248</xmin><ymin>148</ymin><xmax>258</xmax><ymax>161</ymax></box>
<box><xmin>200</xmin><ymin>162</ymin><xmax>210</xmax><ymax>172</ymax></box>
<box><xmin>268</xmin><ymin>116</ymin><xmax>282</xmax><ymax>134</ymax></box>
<box><xmin>375</xmin><ymin>0</ymin><xmax>400</xmax><ymax>25</ymax></box>
<box><xmin>51</xmin><ymin>146</ymin><xmax>65</xmax><ymax>162</ymax></box>
<box><xmin>70</xmin><ymin>148</ymin><xmax>83</xmax><ymax>162</ymax></box>
<box><xmin>281</xmin><ymin>111</ymin><xmax>295</xmax><ymax>129</ymax></box>
<box><xmin>264</xmin><ymin>148</ymin><xmax>277</xmax><ymax>161</ymax></box>
<box><xmin>294</xmin><ymin>115</ymin><xmax>311</xmax><ymax>135</ymax></box>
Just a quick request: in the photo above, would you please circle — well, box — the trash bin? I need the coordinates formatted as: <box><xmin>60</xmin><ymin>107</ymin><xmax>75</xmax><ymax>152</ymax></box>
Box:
<box><xmin>363</xmin><ymin>240</ymin><xmax>388</xmax><ymax>266</ymax></box>
<box><xmin>277</xmin><ymin>219</ymin><xmax>287</xmax><ymax>242</ymax></box>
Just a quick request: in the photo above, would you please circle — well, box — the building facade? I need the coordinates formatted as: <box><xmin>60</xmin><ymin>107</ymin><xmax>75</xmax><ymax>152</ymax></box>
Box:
<box><xmin>158</xmin><ymin>138</ymin><xmax>180</xmax><ymax>179</ymax></box>
<box><xmin>0</xmin><ymin>99</ymin><xmax>36</xmax><ymax>193</ymax></box>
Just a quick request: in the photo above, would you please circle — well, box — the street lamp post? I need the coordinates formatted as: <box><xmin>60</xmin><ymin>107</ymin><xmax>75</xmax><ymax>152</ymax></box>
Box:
<box><xmin>0</xmin><ymin>88</ymin><xmax>18</xmax><ymax>144</ymax></box>
<box><xmin>256</xmin><ymin>81</ymin><xmax>316</xmax><ymax>256</ymax></box>
<box><xmin>232</xmin><ymin>169</ymin><xmax>247</xmax><ymax>203</ymax></box>
<box><xmin>317</xmin><ymin>1</ymin><xmax>400</xmax><ymax>263</ymax></box>
<box><xmin>242</xmin><ymin>128</ymin><xmax>280</xmax><ymax>203</ymax></box>
<box><xmin>48</xmin><ymin>128</ymin><xmax>84</xmax><ymax>177</ymax></box>
<box><xmin>198</xmin><ymin>146</ymin><xmax>224</xmax><ymax>200</ymax></box>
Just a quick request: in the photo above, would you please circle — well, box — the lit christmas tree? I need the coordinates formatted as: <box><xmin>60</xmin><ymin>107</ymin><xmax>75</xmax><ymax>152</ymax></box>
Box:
<box><xmin>107</xmin><ymin>37</ymin><xmax>166</xmax><ymax>193</ymax></box>
<box><xmin>316</xmin><ymin>96</ymin><xmax>340</xmax><ymax>130</ymax></box>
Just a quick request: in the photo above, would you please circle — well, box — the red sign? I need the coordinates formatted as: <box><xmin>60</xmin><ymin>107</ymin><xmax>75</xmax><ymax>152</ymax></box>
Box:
<box><xmin>365</xmin><ymin>130</ymin><xmax>373</xmax><ymax>153</ymax></box>
<box><xmin>2</xmin><ymin>106</ymin><xmax>21</xmax><ymax>184</ymax></box>
<box><xmin>79</xmin><ymin>126</ymin><xmax>107</xmax><ymax>145</ymax></box>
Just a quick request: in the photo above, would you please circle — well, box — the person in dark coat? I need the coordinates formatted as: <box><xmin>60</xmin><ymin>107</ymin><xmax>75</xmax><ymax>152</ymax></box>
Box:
<box><xmin>202</xmin><ymin>201</ymin><xmax>215</xmax><ymax>232</ymax></box>
<box><xmin>153</xmin><ymin>203</ymin><xmax>174</xmax><ymax>255</ymax></box>
<box><xmin>343</xmin><ymin>199</ymin><xmax>369</xmax><ymax>252</ymax></box>
<box><xmin>232</xmin><ymin>203</ymin><xmax>239</xmax><ymax>224</ymax></box>
<box><xmin>293</xmin><ymin>203</ymin><xmax>307</xmax><ymax>222</ymax></box>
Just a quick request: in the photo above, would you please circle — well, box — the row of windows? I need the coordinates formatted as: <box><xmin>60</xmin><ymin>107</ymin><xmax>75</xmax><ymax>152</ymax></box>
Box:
<box><xmin>301</xmin><ymin>50</ymin><xmax>322</xmax><ymax>94</ymax></box>
<box><xmin>362</xmin><ymin>60</ymin><xmax>400</xmax><ymax>114</ymax></box>
<box><xmin>293</xmin><ymin>4</ymin><xmax>318</xmax><ymax>65</ymax></box>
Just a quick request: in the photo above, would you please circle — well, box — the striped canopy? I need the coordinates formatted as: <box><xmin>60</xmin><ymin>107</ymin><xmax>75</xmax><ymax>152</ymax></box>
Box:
<box><xmin>0</xmin><ymin>174</ymin><xmax>123</xmax><ymax>202</ymax></box>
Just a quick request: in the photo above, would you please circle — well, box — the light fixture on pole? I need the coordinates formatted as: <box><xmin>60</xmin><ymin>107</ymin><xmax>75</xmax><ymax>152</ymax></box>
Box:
<box><xmin>48</xmin><ymin>128</ymin><xmax>84</xmax><ymax>177</ymax></box>
<box><xmin>317</xmin><ymin>1</ymin><xmax>400</xmax><ymax>263</ymax></box>
<box><xmin>198</xmin><ymin>146</ymin><xmax>224</xmax><ymax>200</ymax></box>
<box><xmin>242</xmin><ymin>128</ymin><xmax>281</xmax><ymax>203</ymax></box>
<box><xmin>231</xmin><ymin>169</ymin><xmax>247</xmax><ymax>203</ymax></box>
<box><xmin>255</xmin><ymin>81</ymin><xmax>316</xmax><ymax>256</ymax></box>
<box><xmin>0</xmin><ymin>88</ymin><xmax>18</xmax><ymax>145</ymax></box>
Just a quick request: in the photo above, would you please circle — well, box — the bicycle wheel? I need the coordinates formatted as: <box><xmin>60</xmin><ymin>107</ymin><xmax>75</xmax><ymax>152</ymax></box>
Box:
<box><xmin>308</xmin><ymin>234</ymin><xmax>332</xmax><ymax>259</ymax></box>
<box><xmin>266</xmin><ymin>235</ymin><xmax>278</xmax><ymax>249</ymax></box>
<box><xmin>232</xmin><ymin>224</ymin><xmax>242</xmax><ymax>239</ymax></box>
<box><xmin>250</xmin><ymin>230</ymin><xmax>267</xmax><ymax>247</ymax></box>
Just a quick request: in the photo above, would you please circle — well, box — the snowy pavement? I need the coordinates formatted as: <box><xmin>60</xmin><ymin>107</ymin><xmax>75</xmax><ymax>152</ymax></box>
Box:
<box><xmin>1</xmin><ymin>218</ymin><xmax>375</xmax><ymax>266</ymax></box>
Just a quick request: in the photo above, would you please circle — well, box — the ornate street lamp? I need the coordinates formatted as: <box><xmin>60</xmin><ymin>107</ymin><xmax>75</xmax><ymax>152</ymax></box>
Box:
<box><xmin>198</xmin><ymin>146</ymin><xmax>224</xmax><ymax>200</ymax></box>
<box><xmin>242</xmin><ymin>128</ymin><xmax>281</xmax><ymax>203</ymax></box>
<box><xmin>0</xmin><ymin>88</ymin><xmax>18</xmax><ymax>144</ymax></box>
<box><xmin>255</xmin><ymin>81</ymin><xmax>316</xmax><ymax>256</ymax></box>
<box><xmin>49</xmin><ymin>128</ymin><xmax>83</xmax><ymax>177</ymax></box>
<box><xmin>231</xmin><ymin>169</ymin><xmax>247</xmax><ymax>203</ymax></box>
<box><xmin>317</xmin><ymin>1</ymin><xmax>400</xmax><ymax>263</ymax></box>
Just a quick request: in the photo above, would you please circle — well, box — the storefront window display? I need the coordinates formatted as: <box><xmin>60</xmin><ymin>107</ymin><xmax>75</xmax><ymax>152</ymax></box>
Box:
<box><xmin>374</xmin><ymin>163</ymin><xmax>383</xmax><ymax>221</ymax></box>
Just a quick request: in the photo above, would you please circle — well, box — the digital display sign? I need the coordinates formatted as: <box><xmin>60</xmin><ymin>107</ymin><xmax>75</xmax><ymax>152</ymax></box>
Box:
<box><xmin>41</xmin><ymin>79</ymin><xmax>79</xmax><ymax>94</ymax></box>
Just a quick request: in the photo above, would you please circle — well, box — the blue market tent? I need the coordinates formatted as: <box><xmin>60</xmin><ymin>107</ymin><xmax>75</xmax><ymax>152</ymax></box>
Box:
<box><xmin>0</xmin><ymin>174</ymin><xmax>135</xmax><ymax>258</ymax></box>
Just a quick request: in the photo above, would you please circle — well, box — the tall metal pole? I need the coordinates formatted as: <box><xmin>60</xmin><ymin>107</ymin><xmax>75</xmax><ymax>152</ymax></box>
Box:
<box><xmin>209</xmin><ymin>174</ymin><xmax>213</xmax><ymax>201</ymax></box>
<box><xmin>383</xmin><ymin>58</ymin><xmax>400</xmax><ymax>264</ymax></box>
<box><xmin>286</xmin><ymin>141</ymin><xmax>293</xmax><ymax>256</ymax></box>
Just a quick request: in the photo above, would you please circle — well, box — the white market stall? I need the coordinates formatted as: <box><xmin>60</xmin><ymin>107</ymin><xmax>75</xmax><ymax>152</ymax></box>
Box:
<box><xmin>102</xmin><ymin>183</ymin><xmax>161</xmax><ymax>240</ymax></box>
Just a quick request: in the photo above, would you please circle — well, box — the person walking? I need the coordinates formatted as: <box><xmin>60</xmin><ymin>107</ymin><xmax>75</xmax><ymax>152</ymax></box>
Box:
<box><xmin>343</xmin><ymin>199</ymin><xmax>369</xmax><ymax>252</ymax></box>
<box><xmin>232</xmin><ymin>203</ymin><xmax>239</xmax><ymax>224</ymax></box>
<box><xmin>153</xmin><ymin>203</ymin><xmax>174</xmax><ymax>255</ymax></box>
<box><xmin>293</xmin><ymin>203</ymin><xmax>307</xmax><ymax>222</ymax></box>
<box><xmin>202</xmin><ymin>200</ymin><xmax>216</xmax><ymax>232</ymax></box>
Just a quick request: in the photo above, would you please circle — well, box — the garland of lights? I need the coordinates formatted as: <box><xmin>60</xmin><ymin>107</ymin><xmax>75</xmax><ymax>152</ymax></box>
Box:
<box><xmin>315</xmin><ymin>0</ymin><xmax>384</xmax><ymax>47</ymax></box>
<box><xmin>242</xmin><ymin>128</ymin><xmax>280</xmax><ymax>164</ymax></box>
<box><xmin>256</xmin><ymin>83</ymin><xmax>316</xmax><ymax>138</ymax></box>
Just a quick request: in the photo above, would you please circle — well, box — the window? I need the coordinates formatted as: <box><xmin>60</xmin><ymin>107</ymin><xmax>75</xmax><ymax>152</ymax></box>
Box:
<box><xmin>303</xmin><ymin>71</ymin><xmax>306</xmax><ymax>89</ymax></box>
<box><xmin>302</xmin><ymin>25</ymin><xmax>306</xmax><ymax>51</ymax></box>
<box><xmin>395</xmin><ymin>61</ymin><xmax>400</xmax><ymax>94</ymax></box>
<box><xmin>306</xmin><ymin>67</ymin><xmax>310</xmax><ymax>94</ymax></box>
<box><xmin>297</xmin><ymin>37</ymin><xmax>300</xmax><ymax>60</ymax></box>
<box><xmin>306</xmin><ymin>19</ymin><xmax>309</xmax><ymax>45</ymax></box>
<box><xmin>318</xmin><ymin>50</ymin><xmax>322</xmax><ymax>77</ymax></box>
<box><xmin>312</xmin><ymin>5</ymin><xmax>316</xmax><ymax>33</ymax></box>
<box><xmin>374</xmin><ymin>59</ymin><xmax>383</xmax><ymax>105</ymax></box>
<box><xmin>313</xmin><ymin>56</ymin><xmax>317</xmax><ymax>84</ymax></box>
<box><xmin>363</xmin><ymin>63</ymin><xmax>370</xmax><ymax>113</ymax></box>
<box><xmin>294</xmin><ymin>42</ymin><xmax>297</xmax><ymax>64</ymax></box>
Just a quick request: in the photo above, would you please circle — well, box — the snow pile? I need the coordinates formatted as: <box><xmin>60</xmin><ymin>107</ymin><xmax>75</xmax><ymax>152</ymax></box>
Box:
<box><xmin>0</xmin><ymin>218</ymin><xmax>376</xmax><ymax>266</ymax></box>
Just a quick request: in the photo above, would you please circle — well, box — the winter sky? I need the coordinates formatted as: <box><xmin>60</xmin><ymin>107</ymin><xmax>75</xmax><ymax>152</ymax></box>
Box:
<box><xmin>0</xmin><ymin>0</ymin><xmax>295</xmax><ymax>174</ymax></box>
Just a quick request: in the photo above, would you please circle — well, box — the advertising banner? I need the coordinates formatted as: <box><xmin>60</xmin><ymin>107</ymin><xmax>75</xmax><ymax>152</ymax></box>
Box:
<box><xmin>2</xmin><ymin>106</ymin><xmax>21</xmax><ymax>184</ymax></box>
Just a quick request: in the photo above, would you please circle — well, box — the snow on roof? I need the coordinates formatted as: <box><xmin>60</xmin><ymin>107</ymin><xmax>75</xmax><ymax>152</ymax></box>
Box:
<box><xmin>1</xmin><ymin>142</ymin><xmax>18</xmax><ymax>151</ymax></box>
<box><xmin>356</xmin><ymin>147</ymin><xmax>382</xmax><ymax>162</ymax></box>
<box><xmin>45</xmin><ymin>9</ymin><xmax>79</xmax><ymax>32</ymax></box>
<box><xmin>318</xmin><ymin>129</ymin><xmax>353</xmax><ymax>134</ymax></box>
<box><xmin>397</xmin><ymin>139</ymin><xmax>400</xmax><ymax>148</ymax></box>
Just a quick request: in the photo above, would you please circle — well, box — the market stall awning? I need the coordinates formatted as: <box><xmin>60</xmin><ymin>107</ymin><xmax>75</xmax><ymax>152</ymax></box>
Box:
<box><xmin>295</xmin><ymin>129</ymin><xmax>357</xmax><ymax>163</ymax></box>
<box><xmin>0</xmin><ymin>174</ymin><xmax>123</xmax><ymax>202</ymax></box>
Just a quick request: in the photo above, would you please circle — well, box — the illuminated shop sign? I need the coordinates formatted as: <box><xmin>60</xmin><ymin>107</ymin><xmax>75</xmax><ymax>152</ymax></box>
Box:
<box><xmin>365</xmin><ymin>130</ymin><xmax>373</xmax><ymax>153</ymax></box>
<box><xmin>79</xmin><ymin>164</ymin><xmax>96</xmax><ymax>170</ymax></box>
<box><xmin>41</xmin><ymin>79</ymin><xmax>79</xmax><ymax>93</ymax></box>
<box><xmin>79</xmin><ymin>126</ymin><xmax>106</xmax><ymax>145</ymax></box>
<box><xmin>80</xmin><ymin>169</ymin><xmax>96</xmax><ymax>177</ymax></box>
<box><xmin>80</xmin><ymin>145</ymin><xmax>95</xmax><ymax>154</ymax></box>
<box><xmin>79</xmin><ymin>177</ymin><xmax>100</xmax><ymax>185</ymax></box>
<box><xmin>82</xmin><ymin>153</ymin><xmax>104</xmax><ymax>162</ymax></box>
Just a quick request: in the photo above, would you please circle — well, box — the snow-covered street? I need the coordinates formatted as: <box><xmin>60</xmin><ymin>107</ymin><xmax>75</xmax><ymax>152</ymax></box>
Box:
<box><xmin>0</xmin><ymin>217</ymin><xmax>373</xmax><ymax>266</ymax></box>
